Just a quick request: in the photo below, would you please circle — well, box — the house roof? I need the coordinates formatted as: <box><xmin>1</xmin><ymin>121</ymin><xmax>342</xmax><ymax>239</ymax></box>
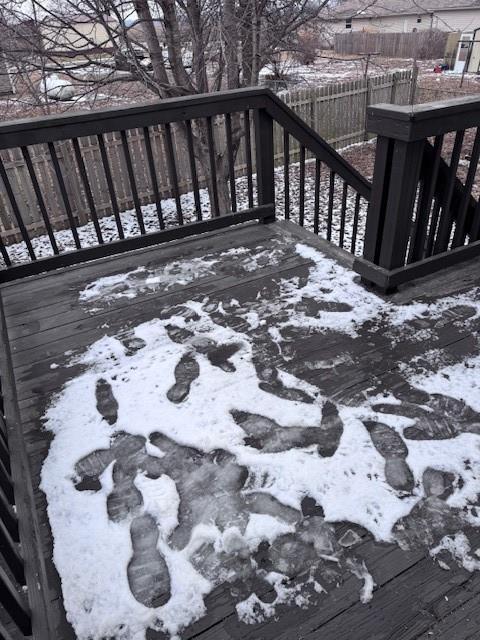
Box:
<box><xmin>331</xmin><ymin>0</ymin><xmax>480</xmax><ymax>19</ymax></box>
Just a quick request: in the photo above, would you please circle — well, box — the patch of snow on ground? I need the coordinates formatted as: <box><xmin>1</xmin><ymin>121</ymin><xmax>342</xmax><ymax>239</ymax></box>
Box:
<box><xmin>406</xmin><ymin>354</ymin><xmax>480</xmax><ymax>414</ymax></box>
<box><xmin>41</xmin><ymin>238</ymin><xmax>480</xmax><ymax>639</ymax></box>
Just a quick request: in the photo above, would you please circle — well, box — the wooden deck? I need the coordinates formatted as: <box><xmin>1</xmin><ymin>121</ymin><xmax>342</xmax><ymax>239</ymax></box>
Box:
<box><xmin>1</xmin><ymin>220</ymin><xmax>480</xmax><ymax>639</ymax></box>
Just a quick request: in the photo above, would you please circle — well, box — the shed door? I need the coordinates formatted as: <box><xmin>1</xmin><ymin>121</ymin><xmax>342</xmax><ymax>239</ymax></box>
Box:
<box><xmin>454</xmin><ymin>33</ymin><xmax>473</xmax><ymax>73</ymax></box>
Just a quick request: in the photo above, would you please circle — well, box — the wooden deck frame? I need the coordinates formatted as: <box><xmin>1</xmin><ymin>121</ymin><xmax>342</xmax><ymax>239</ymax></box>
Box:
<box><xmin>1</xmin><ymin>221</ymin><xmax>480</xmax><ymax>639</ymax></box>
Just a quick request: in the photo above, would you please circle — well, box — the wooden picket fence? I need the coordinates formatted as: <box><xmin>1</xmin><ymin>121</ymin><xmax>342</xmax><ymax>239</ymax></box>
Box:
<box><xmin>335</xmin><ymin>31</ymin><xmax>448</xmax><ymax>60</ymax></box>
<box><xmin>0</xmin><ymin>70</ymin><xmax>413</xmax><ymax>243</ymax></box>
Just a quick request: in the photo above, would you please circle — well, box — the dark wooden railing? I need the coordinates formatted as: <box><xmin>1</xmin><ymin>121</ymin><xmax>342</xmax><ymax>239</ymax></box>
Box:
<box><xmin>354</xmin><ymin>95</ymin><xmax>480</xmax><ymax>291</ymax></box>
<box><xmin>0</xmin><ymin>88</ymin><xmax>371</xmax><ymax>282</ymax></box>
<box><xmin>2</xmin><ymin>89</ymin><xmax>480</xmax><ymax>289</ymax></box>
<box><xmin>268</xmin><ymin>93</ymin><xmax>371</xmax><ymax>254</ymax></box>
<box><xmin>0</xmin><ymin>374</ymin><xmax>31</xmax><ymax>639</ymax></box>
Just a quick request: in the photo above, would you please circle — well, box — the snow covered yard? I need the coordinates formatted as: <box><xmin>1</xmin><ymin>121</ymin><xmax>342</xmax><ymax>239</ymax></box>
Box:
<box><xmin>14</xmin><ymin>223</ymin><xmax>480</xmax><ymax>640</ymax></box>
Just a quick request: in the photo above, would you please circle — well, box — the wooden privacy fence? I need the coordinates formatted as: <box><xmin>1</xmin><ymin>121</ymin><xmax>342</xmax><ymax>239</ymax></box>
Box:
<box><xmin>0</xmin><ymin>71</ymin><xmax>412</xmax><ymax>243</ymax></box>
<box><xmin>277</xmin><ymin>70</ymin><xmax>412</xmax><ymax>157</ymax></box>
<box><xmin>335</xmin><ymin>31</ymin><xmax>448</xmax><ymax>60</ymax></box>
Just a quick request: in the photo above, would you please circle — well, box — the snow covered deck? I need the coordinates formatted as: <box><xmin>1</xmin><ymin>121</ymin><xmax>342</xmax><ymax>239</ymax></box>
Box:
<box><xmin>2</xmin><ymin>220</ymin><xmax>480</xmax><ymax>640</ymax></box>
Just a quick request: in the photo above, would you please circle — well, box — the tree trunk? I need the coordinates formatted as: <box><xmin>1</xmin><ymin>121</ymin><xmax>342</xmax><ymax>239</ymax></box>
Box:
<box><xmin>133</xmin><ymin>0</ymin><xmax>170</xmax><ymax>94</ymax></box>
<box><xmin>178</xmin><ymin>117</ymin><xmax>244</xmax><ymax>217</ymax></box>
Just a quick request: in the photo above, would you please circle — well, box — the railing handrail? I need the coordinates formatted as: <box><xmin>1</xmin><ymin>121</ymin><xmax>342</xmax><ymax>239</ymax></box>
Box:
<box><xmin>264</xmin><ymin>91</ymin><xmax>372</xmax><ymax>200</ymax></box>
<box><xmin>0</xmin><ymin>86</ymin><xmax>371</xmax><ymax>201</ymax></box>
<box><xmin>0</xmin><ymin>87</ymin><xmax>270</xmax><ymax>149</ymax></box>
<box><xmin>368</xmin><ymin>94</ymin><xmax>480</xmax><ymax>141</ymax></box>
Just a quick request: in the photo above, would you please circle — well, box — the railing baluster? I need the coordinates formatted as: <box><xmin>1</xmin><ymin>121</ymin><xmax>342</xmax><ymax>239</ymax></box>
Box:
<box><xmin>72</xmin><ymin>138</ymin><xmax>103</xmax><ymax>244</ymax></box>
<box><xmin>468</xmin><ymin>197</ymin><xmax>480</xmax><ymax>243</ymax></box>
<box><xmin>0</xmin><ymin>519</ymin><xmax>24</xmax><ymax>584</ymax></box>
<box><xmin>121</xmin><ymin>130</ymin><xmax>145</xmax><ymax>235</ymax></box>
<box><xmin>327</xmin><ymin>170</ymin><xmax>335</xmax><ymax>241</ymax></box>
<box><xmin>244</xmin><ymin>111</ymin><xmax>254</xmax><ymax>209</ymax></box>
<box><xmin>0</xmin><ymin>438</ymin><xmax>9</xmax><ymax>475</ymax></box>
<box><xmin>0</xmin><ymin>460</ymin><xmax>12</xmax><ymax>506</ymax></box>
<box><xmin>206</xmin><ymin>116</ymin><xmax>219</xmax><ymax>217</ymax></box>
<box><xmin>48</xmin><ymin>142</ymin><xmax>81</xmax><ymax>249</ymax></box>
<box><xmin>283</xmin><ymin>129</ymin><xmax>290</xmax><ymax>220</ymax></box>
<box><xmin>339</xmin><ymin>181</ymin><xmax>348</xmax><ymax>248</ymax></box>
<box><xmin>142</xmin><ymin>127</ymin><xmax>164</xmax><ymax>230</ymax></box>
<box><xmin>0</xmin><ymin>415</ymin><xmax>6</xmax><ymax>443</ymax></box>
<box><xmin>0</xmin><ymin>158</ymin><xmax>36</xmax><ymax>261</ymax></box>
<box><xmin>0</xmin><ymin>564</ymin><xmax>31</xmax><ymax>635</ymax></box>
<box><xmin>433</xmin><ymin>129</ymin><xmax>465</xmax><ymax>253</ymax></box>
<box><xmin>299</xmin><ymin>145</ymin><xmax>305</xmax><ymax>227</ymax></box>
<box><xmin>0</xmin><ymin>235</ymin><xmax>11</xmax><ymax>268</ymax></box>
<box><xmin>425</xmin><ymin>198</ymin><xmax>442</xmax><ymax>257</ymax></box>
<box><xmin>0</xmin><ymin>487</ymin><xmax>17</xmax><ymax>541</ymax></box>
<box><xmin>21</xmin><ymin>147</ymin><xmax>59</xmax><ymax>255</ymax></box>
<box><xmin>351</xmin><ymin>193</ymin><xmax>361</xmax><ymax>254</ymax></box>
<box><xmin>163</xmin><ymin>123</ymin><xmax>183</xmax><ymax>225</ymax></box>
<box><xmin>185</xmin><ymin>121</ymin><xmax>202</xmax><ymax>221</ymax></box>
<box><xmin>452</xmin><ymin>127</ymin><xmax>480</xmax><ymax>247</ymax></box>
<box><xmin>97</xmin><ymin>134</ymin><xmax>124</xmax><ymax>240</ymax></box>
<box><xmin>408</xmin><ymin>134</ymin><xmax>443</xmax><ymax>262</ymax></box>
<box><xmin>225</xmin><ymin>114</ymin><xmax>237</xmax><ymax>213</ymax></box>
<box><xmin>313</xmin><ymin>159</ymin><xmax>321</xmax><ymax>234</ymax></box>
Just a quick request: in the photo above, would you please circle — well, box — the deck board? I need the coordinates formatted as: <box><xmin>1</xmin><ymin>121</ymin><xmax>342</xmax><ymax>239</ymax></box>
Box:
<box><xmin>2</xmin><ymin>220</ymin><xmax>480</xmax><ymax>639</ymax></box>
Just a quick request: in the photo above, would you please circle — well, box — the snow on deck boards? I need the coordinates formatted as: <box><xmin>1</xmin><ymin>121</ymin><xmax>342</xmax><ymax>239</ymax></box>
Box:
<box><xmin>2</xmin><ymin>220</ymin><xmax>480</xmax><ymax>640</ymax></box>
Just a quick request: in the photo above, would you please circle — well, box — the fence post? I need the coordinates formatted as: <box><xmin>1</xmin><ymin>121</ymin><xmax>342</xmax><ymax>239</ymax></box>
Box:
<box><xmin>363</xmin><ymin>77</ymin><xmax>372</xmax><ymax>141</ymax></box>
<box><xmin>254</xmin><ymin>108</ymin><xmax>276</xmax><ymax>222</ymax></box>
<box><xmin>390</xmin><ymin>71</ymin><xmax>398</xmax><ymax>104</ymax></box>
<box><xmin>409</xmin><ymin>63</ymin><xmax>419</xmax><ymax>105</ymax></box>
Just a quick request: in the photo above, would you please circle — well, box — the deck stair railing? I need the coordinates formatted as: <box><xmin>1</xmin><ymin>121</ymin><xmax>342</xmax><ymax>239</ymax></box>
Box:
<box><xmin>354</xmin><ymin>95</ymin><xmax>480</xmax><ymax>290</ymax></box>
<box><xmin>0</xmin><ymin>374</ymin><xmax>31</xmax><ymax>639</ymax></box>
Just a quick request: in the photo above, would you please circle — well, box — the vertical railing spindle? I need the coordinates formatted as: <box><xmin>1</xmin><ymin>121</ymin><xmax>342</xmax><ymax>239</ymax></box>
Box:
<box><xmin>21</xmin><ymin>147</ymin><xmax>59</xmax><ymax>255</ymax></box>
<box><xmin>244</xmin><ymin>111</ymin><xmax>254</xmax><ymax>209</ymax></box>
<box><xmin>0</xmin><ymin>158</ymin><xmax>36</xmax><ymax>261</ymax></box>
<box><xmin>72</xmin><ymin>138</ymin><xmax>103</xmax><ymax>244</ymax></box>
<box><xmin>313</xmin><ymin>159</ymin><xmax>321</xmax><ymax>235</ymax></box>
<box><xmin>339</xmin><ymin>181</ymin><xmax>348</xmax><ymax>248</ymax></box>
<box><xmin>299</xmin><ymin>145</ymin><xmax>305</xmax><ymax>227</ymax></box>
<box><xmin>433</xmin><ymin>129</ymin><xmax>465</xmax><ymax>253</ymax></box>
<box><xmin>48</xmin><ymin>142</ymin><xmax>81</xmax><ymax>249</ymax></box>
<box><xmin>121</xmin><ymin>130</ymin><xmax>145</xmax><ymax>235</ymax></box>
<box><xmin>206</xmin><ymin>116</ymin><xmax>219</xmax><ymax>217</ymax></box>
<box><xmin>185</xmin><ymin>121</ymin><xmax>202</xmax><ymax>221</ymax></box>
<box><xmin>163</xmin><ymin>123</ymin><xmax>183</xmax><ymax>225</ymax></box>
<box><xmin>283</xmin><ymin>130</ymin><xmax>290</xmax><ymax>220</ymax></box>
<box><xmin>351</xmin><ymin>193</ymin><xmax>361</xmax><ymax>254</ymax></box>
<box><xmin>225</xmin><ymin>113</ymin><xmax>237</xmax><ymax>213</ymax></box>
<box><xmin>97</xmin><ymin>134</ymin><xmax>124</xmax><ymax>239</ymax></box>
<box><xmin>327</xmin><ymin>171</ymin><xmax>335</xmax><ymax>241</ymax></box>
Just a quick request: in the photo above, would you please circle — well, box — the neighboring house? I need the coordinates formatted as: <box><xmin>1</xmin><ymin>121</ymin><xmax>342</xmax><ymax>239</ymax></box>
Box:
<box><xmin>329</xmin><ymin>1</ymin><xmax>480</xmax><ymax>72</ymax></box>
<box><xmin>328</xmin><ymin>0</ymin><xmax>480</xmax><ymax>34</ymax></box>
<box><xmin>0</xmin><ymin>53</ymin><xmax>14</xmax><ymax>96</ymax></box>
<box><xmin>40</xmin><ymin>14</ymin><xmax>119</xmax><ymax>58</ymax></box>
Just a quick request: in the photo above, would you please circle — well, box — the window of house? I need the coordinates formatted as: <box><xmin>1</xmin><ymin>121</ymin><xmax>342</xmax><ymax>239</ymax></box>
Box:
<box><xmin>346</xmin><ymin>17</ymin><xmax>352</xmax><ymax>29</ymax></box>
<box><xmin>417</xmin><ymin>17</ymin><xmax>422</xmax><ymax>23</ymax></box>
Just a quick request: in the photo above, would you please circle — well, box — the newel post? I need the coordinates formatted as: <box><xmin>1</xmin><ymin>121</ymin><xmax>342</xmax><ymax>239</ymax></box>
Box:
<box><xmin>254</xmin><ymin>108</ymin><xmax>276</xmax><ymax>222</ymax></box>
<box><xmin>362</xmin><ymin>104</ymin><xmax>424</xmax><ymax>279</ymax></box>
